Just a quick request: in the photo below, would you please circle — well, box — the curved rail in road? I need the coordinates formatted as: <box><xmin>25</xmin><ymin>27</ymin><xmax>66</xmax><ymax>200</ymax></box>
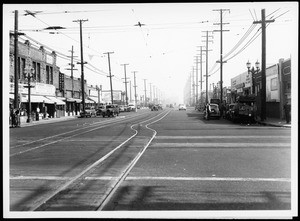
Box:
<box><xmin>31</xmin><ymin>109</ymin><xmax>171</xmax><ymax>211</ymax></box>
<box><xmin>10</xmin><ymin>111</ymin><xmax>160</xmax><ymax>157</ymax></box>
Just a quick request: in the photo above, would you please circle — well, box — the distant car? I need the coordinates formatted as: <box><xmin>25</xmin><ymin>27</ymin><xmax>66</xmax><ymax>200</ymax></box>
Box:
<box><xmin>128</xmin><ymin>104</ymin><xmax>136</xmax><ymax>111</ymax></box>
<box><xmin>124</xmin><ymin>105</ymin><xmax>131</xmax><ymax>112</ymax></box>
<box><xmin>102</xmin><ymin>104</ymin><xmax>119</xmax><ymax>117</ymax></box>
<box><xmin>96</xmin><ymin>105</ymin><xmax>106</xmax><ymax>116</ymax></box>
<box><xmin>178</xmin><ymin>104</ymin><xmax>187</xmax><ymax>111</ymax></box>
<box><xmin>119</xmin><ymin>105</ymin><xmax>125</xmax><ymax>112</ymax></box>
<box><xmin>225</xmin><ymin>104</ymin><xmax>236</xmax><ymax>120</ymax></box>
<box><xmin>80</xmin><ymin>107</ymin><xmax>96</xmax><ymax>118</ymax></box>
<box><xmin>204</xmin><ymin>103</ymin><xmax>220</xmax><ymax>120</ymax></box>
<box><xmin>151</xmin><ymin>105</ymin><xmax>159</xmax><ymax>111</ymax></box>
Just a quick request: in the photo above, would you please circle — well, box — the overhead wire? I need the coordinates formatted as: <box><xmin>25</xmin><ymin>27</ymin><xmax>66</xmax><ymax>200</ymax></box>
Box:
<box><xmin>223</xmin><ymin>23</ymin><xmax>257</xmax><ymax>60</ymax></box>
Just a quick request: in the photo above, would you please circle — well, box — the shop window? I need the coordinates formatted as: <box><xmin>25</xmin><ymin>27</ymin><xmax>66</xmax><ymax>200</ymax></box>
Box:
<box><xmin>50</xmin><ymin>66</ymin><xmax>53</xmax><ymax>84</ymax></box>
<box><xmin>36</xmin><ymin>63</ymin><xmax>41</xmax><ymax>82</ymax></box>
<box><xmin>46</xmin><ymin>65</ymin><xmax>50</xmax><ymax>84</ymax></box>
<box><xmin>271</xmin><ymin>77</ymin><xmax>278</xmax><ymax>91</ymax></box>
<box><xmin>32</xmin><ymin>61</ymin><xmax>36</xmax><ymax>81</ymax></box>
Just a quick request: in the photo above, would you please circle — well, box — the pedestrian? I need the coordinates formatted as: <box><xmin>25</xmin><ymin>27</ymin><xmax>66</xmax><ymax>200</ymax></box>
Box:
<box><xmin>14</xmin><ymin>108</ymin><xmax>19</xmax><ymax>127</ymax></box>
<box><xmin>10</xmin><ymin>108</ymin><xmax>15</xmax><ymax>127</ymax></box>
<box><xmin>283</xmin><ymin>101</ymin><xmax>291</xmax><ymax>124</ymax></box>
<box><xmin>206</xmin><ymin>103</ymin><xmax>210</xmax><ymax>120</ymax></box>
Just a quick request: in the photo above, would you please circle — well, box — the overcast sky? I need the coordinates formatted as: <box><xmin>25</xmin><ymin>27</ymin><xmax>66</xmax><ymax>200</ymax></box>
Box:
<box><xmin>4</xmin><ymin>2</ymin><xmax>298</xmax><ymax>104</ymax></box>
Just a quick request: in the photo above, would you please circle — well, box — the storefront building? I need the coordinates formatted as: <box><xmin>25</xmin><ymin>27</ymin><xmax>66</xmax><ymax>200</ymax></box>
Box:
<box><xmin>231</xmin><ymin>58</ymin><xmax>291</xmax><ymax>120</ymax></box>
<box><xmin>9</xmin><ymin>36</ymin><xmax>65</xmax><ymax>122</ymax></box>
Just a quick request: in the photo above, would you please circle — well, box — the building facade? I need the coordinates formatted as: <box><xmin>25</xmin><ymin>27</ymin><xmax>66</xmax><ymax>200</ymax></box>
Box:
<box><xmin>231</xmin><ymin>58</ymin><xmax>291</xmax><ymax>120</ymax></box>
<box><xmin>9</xmin><ymin>36</ymin><xmax>65</xmax><ymax>123</ymax></box>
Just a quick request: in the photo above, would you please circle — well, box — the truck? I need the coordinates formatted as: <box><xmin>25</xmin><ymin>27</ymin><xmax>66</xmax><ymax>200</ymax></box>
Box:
<box><xmin>102</xmin><ymin>104</ymin><xmax>120</xmax><ymax>117</ymax></box>
<box><xmin>230</xmin><ymin>95</ymin><xmax>256</xmax><ymax>123</ymax></box>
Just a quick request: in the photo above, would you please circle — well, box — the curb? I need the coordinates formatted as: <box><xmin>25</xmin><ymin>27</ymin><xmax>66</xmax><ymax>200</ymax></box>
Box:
<box><xmin>257</xmin><ymin>121</ymin><xmax>291</xmax><ymax>128</ymax></box>
<box><xmin>18</xmin><ymin>116</ymin><xmax>78</xmax><ymax>127</ymax></box>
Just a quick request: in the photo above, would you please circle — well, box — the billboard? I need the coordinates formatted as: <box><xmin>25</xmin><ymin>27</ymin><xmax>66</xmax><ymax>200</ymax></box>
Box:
<box><xmin>266</xmin><ymin>65</ymin><xmax>279</xmax><ymax>102</ymax></box>
<box><xmin>102</xmin><ymin>90</ymin><xmax>122</xmax><ymax>103</ymax></box>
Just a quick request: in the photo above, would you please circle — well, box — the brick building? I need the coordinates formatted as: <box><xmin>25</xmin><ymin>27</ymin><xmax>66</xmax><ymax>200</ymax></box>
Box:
<box><xmin>9</xmin><ymin>36</ymin><xmax>65</xmax><ymax>123</ymax></box>
<box><xmin>231</xmin><ymin>58</ymin><xmax>291</xmax><ymax>120</ymax></box>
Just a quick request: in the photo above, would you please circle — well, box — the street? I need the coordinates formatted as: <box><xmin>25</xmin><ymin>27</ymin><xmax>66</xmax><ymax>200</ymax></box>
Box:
<box><xmin>9</xmin><ymin>107</ymin><xmax>291</xmax><ymax>214</ymax></box>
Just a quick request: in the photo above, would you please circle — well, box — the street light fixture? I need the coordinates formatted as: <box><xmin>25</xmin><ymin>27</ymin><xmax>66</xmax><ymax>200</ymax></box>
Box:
<box><xmin>23</xmin><ymin>67</ymin><xmax>35</xmax><ymax>123</ymax></box>
<box><xmin>246</xmin><ymin>60</ymin><xmax>260</xmax><ymax>94</ymax></box>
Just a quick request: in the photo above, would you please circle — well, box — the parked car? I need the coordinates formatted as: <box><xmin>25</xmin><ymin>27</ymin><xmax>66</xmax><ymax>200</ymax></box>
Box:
<box><xmin>124</xmin><ymin>105</ymin><xmax>131</xmax><ymax>112</ymax></box>
<box><xmin>178</xmin><ymin>104</ymin><xmax>187</xmax><ymax>111</ymax></box>
<box><xmin>102</xmin><ymin>104</ymin><xmax>120</xmax><ymax>117</ymax></box>
<box><xmin>225</xmin><ymin>104</ymin><xmax>236</xmax><ymax>120</ymax></box>
<box><xmin>151</xmin><ymin>105</ymin><xmax>159</xmax><ymax>111</ymax></box>
<box><xmin>128</xmin><ymin>104</ymin><xmax>136</xmax><ymax>111</ymax></box>
<box><xmin>230</xmin><ymin>95</ymin><xmax>256</xmax><ymax>123</ymax></box>
<box><xmin>204</xmin><ymin>103</ymin><xmax>220</xmax><ymax>120</ymax></box>
<box><xmin>80</xmin><ymin>107</ymin><xmax>96</xmax><ymax>118</ymax></box>
<box><xmin>119</xmin><ymin>105</ymin><xmax>125</xmax><ymax>112</ymax></box>
<box><xmin>96</xmin><ymin>104</ymin><xmax>106</xmax><ymax>116</ymax></box>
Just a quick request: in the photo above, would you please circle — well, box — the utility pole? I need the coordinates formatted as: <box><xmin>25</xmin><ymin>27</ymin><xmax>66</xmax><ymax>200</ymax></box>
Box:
<box><xmin>143</xmin><ymin>79</ymin><xmax>147</xmax><ymax>107</ymax></box>
<box><xmin>14</xmin><ymin>10</ymin><xmax>19</xmax><ymax>111</ymax></box>
<box><xmin>202</xmin><ymin>31</ymin><xmax>213</xmax><ymax>104</ymax></box>
<box><xmin>121</xmin><ymin>63</ymin><xmax>129</xmax><ymax>105</ymax></box>
<box><xmin>73</xmin><ymin>19</ymin><xmax>88</xmax><ymax>113</ymax></box>
<box><xmin>104</xmin><ymin>52</ymin><xmax>114</xmax><ymax>104</ymax></box>
<box><xmin>149</xmin><ymin>83</ymin><xmax>152</xmax><ymax>103</ymax></box>
<box><xmin>194</xmin><ymin>56</ymin><xmax>199</xmax><ymax>105</ymax></box>
<box><xmin>129</xmin><ymin>80</ymin><xmax>132</xmax><ymax>103</ymax></box>
<box><xmin>153</xmin><ymin>85</ymin><xmax>156</xmax><ymax>103</ymax></box>
<box><xmin>197</xmin><ymin>46</ymin><xmax>206</xmax><ymax>105</ymax></box>
<box><xmin>214</xmin><ymin>9</ymin><xmax>230</xmax><ymax>105</ymax></box>
<box><xmin>132</xmin><ymin>71</ymin><xmax>138</xmax><ymax>111</ymax></box>
<box><xmin>66</xmin><ymin>46</ymin><xmax>78</xmax><ymax>98</ymax></box>
<box><xmin>191</xmin><ymin>66</ymin><xmax>195</xmax><ymax>106</ymax></box>
<box><xmin>253</xmin><ymin>9</ymin><xmax>275</xmax><ymax>121</ymax></box>
<box><xmin>96</xmin><ymin>85</ymin><xmax>101</xmax><ymax>108</ymax></box>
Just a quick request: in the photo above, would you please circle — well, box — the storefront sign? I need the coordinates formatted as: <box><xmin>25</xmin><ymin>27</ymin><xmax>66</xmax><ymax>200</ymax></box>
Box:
<box><xmin>10</xmin><ymin>82</ymin><xmax>56</xmax><ymax>96</ymax></box>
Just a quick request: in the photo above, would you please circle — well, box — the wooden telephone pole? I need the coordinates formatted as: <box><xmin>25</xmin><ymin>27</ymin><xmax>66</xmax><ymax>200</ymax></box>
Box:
<box><xmin>213</xmin><ymin>9</ymin><xmax>230</xmax><ymax>105</ymax></box>
<box><xmin>253</xmin><ymin>9</ymin><xmax>275</xmax><ymax>121</ymax></box>
<box><xmin>73</xmin><ymin>19</ymin><xmax>88</xmax><ymax>113</ymax></box>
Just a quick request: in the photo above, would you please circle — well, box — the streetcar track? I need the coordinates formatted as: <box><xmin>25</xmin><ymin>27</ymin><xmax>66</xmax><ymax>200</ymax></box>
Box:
<box><xmin>10</xmin><ymin>112</ymin><xmax>149</xmax><ymax>149</ymax></box>
<box><xmin>97</xmin><ymin>110</ymin><xmax>171</xmax><ymax>210</ymax></box>
<box><xmin>31</xmin><ymin>110</ymin><xmax>170</xmax><ymax>211</ymax></box>
<box><xmin>10</xmin><ymin>111</ymin><xmax>157</xmax><ymax>157</ymax></box>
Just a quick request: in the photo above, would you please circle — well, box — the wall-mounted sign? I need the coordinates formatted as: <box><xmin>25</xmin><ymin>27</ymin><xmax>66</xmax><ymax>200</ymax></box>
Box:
<box><xmin>10</xmin><ymin>82</ymin><xmax>56</xmax><ymax>96</ymax></box>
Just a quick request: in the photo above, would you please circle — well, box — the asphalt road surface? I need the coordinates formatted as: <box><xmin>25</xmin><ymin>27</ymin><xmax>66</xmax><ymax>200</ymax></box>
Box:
<box><xmin>8</xmin><ymin>107</ymin><xmax>292</xmax><ymax>217</ymax></box>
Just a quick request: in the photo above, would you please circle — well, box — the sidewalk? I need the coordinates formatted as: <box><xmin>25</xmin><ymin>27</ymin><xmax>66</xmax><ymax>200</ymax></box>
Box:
<box><xmin>15</xmin><ymin>115</ymin><xmax>79</xmax><ymax>128</ymax></box>
<box><xmin>256</xmin><ymin>117</ymin><xmax>291</xmax><ymax>128</ymax></box>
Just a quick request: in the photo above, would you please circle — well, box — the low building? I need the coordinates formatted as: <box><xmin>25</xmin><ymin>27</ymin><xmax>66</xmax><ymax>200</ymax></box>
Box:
<box><xmin>9</xmin><ymin>36</ymin><xmax>65</xmax><ymax>123</ymax></box>
<box><xmin>231</xmin><ymin>58</ymin><xmax>291</xmax><ymax>120</ymax></box>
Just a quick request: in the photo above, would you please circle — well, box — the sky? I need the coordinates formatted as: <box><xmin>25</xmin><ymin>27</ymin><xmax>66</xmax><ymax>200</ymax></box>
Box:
<box><xmin>3</xmin><ymin>2</ymin><xmax>298</xmax><ymax>104</ymax></box>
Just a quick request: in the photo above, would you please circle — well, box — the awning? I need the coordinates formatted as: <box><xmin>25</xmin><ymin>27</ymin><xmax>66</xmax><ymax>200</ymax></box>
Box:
<box><xmin>22</xmin><ymin>95</ymin><xmax>54</xmax><ymax>104</ymax></box>
<box><xmin>46</xmin><ymin>96</ymin><xmax>66</xmax><ymax>105</ymax></box>
<box><xmin>88</xmin><ymin>96</ymin><xmax>98</xmax><ymax>103</ymax></box>
<box><xmin>85</xmin><ymin>99</ymin><xmax>94</xmax><ymax>104</ymax></box>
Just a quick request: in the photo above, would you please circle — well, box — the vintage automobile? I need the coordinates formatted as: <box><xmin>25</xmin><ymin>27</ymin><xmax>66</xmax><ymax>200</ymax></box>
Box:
<box><xmin>225</xmin><ymin>103</ymin><xmax>237</xmax><ymax>120</ymax></box>
<box><xmin>128</xmin><ymin>104</ymin><xmax>136</xmax><ymax>111</ymax></box>
<box><xmin>96</xmin><ymin>104</ymin><xmax>106</xmax><ymax>116</ymax></box>
<box><xmin>151</xmin><ymin>105</ymin><xmax>159</xmax><ymax>111</ymax></box>
<box><xmin>119</xmin><ymin>105</ymin><xmax>125</xmax><ymax>112</ymax></box>
<box><xmin>178</xmin><ymin>104</ymin><xmax>187</xmax><ymax>111</ymax></box>
<box><xmin>230</xmin><ymin>95</ymin><xmax>256</xmax><ymax>123</ymax></box>
<box><xmin>102</xmin><ymin>104</ymin><xmax>120</xmax><ymax>117</ymax></box>
<box><xmin>204</xmin><ymin>103</ymin><xmax>220</xmax><ymax>120</ymax></box>
<box><xmin>80</xmin><ymin>107</ymin><xmax>97</xmax><ymax>118</ymax></box>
